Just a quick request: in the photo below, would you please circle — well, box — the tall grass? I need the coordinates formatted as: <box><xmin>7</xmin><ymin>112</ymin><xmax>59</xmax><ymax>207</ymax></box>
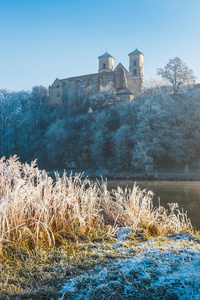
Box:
<box><xmin>0</xmin><ymin>156</ymin><xmax>192</xmax><ymax>249</ymax></box>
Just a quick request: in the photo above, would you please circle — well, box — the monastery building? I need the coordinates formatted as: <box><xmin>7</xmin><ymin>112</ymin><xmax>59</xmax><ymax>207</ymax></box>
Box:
<box><xmin>49</xmin><ymin>48</ymin><xmax>144</xmax><ymax>106</ymax></box>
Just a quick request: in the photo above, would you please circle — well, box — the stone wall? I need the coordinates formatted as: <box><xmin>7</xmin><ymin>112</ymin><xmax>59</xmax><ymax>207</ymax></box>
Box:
<box><xmin>49</xmin><ymin>69</ymin><xmax>126</xmax><ymax>106</ymax></box>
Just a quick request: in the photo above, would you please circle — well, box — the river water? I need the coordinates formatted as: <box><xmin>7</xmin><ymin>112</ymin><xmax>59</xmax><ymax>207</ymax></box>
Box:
<box><xmin>107</xmin><ymin>180</ymin><xmax>200</xmax><ymax>230</ymax></box>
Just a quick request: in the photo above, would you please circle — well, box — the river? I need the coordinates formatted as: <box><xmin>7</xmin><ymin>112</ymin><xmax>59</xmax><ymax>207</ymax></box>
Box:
<box><xmin>107</xmin><ymin>180</ymin><xmax>200</xmax><ymax>230</ymax></box>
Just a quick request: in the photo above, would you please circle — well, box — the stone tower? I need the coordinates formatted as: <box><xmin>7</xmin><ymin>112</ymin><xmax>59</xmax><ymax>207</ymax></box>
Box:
<box><xmin>98</xmin><ymin>51</ymin><xmax>114</xmax><ymax>73</ymax></box>
<box><xmin>127</xmin><ymin>48</ymin><xmax>144</xmax><ymax>94</ymax></box>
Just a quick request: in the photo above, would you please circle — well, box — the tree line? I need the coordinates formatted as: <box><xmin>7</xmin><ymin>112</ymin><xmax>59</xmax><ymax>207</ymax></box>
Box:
<box><xmin>1</xmin><ymin>84</ymin><xmax>200</xmax><ymax>176</ymax></box>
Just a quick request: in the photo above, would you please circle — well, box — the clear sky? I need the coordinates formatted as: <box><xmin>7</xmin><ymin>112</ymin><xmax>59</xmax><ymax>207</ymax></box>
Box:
<box><xmin>0</xmin><ymin>0</ymin><xmax>200</xmax><ymax>91</ymax></box>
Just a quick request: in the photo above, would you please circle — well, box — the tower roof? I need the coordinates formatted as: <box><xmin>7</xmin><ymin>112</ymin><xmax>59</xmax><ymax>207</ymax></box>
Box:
<box><xmin>128</xmin><ymin>48</ymin><xmax>143</xmax><ymax>55</ymax></box>
<box><xmin>98</xmin><ymin>51</ymin><xmax>114</xmax><ymax>59</ymax></box>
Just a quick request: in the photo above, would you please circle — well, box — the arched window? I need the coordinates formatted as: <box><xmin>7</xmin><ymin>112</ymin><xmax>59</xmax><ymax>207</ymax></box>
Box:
<box><xmin>133</xmin><ymin>69</ymin><xmax>137</xmax><ymax>76</ymax></box>
<box><xmin>134</xmin><ymin>61</ymin><xmax>137</xmax><ymax>66</ymax></box>
<box><xmin>103</xmin><ymin>63</ymin><xmax>106</xmax><ymax>69</ymax></box>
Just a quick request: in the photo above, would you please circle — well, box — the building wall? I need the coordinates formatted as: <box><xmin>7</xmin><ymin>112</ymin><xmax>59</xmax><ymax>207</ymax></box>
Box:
<box><xmin>49</xmin><ymin>78</ymin><xmax>64</xmax><ymax>105</ymax></box>
<box><xmin>49</xmin><ymin>70</ymin><xmax>126</xmax><ymax>106</ymax></box>
<box><xmin>126</xmin><ymin>76</ymin><xmax>142</xmax><ymax>94</ymax></box>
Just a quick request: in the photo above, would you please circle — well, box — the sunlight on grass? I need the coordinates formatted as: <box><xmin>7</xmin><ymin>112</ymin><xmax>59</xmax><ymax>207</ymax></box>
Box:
<box><xmin>0</xmin><ymin>156</ymin><xmax>192</xmax><ymax>251</ymax></box>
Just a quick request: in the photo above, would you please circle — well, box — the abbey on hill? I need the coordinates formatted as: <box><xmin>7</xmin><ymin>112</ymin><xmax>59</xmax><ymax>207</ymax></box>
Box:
<box><xmin>49</xmin><ymin>48</ymin><xmax>144</xmax><ymax>106</ymax></box>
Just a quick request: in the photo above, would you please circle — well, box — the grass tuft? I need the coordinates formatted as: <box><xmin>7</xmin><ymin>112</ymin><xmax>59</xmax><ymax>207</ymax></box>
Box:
<box><xmin>0</xmin><ymin>156</ymin><xmax>192</xmax><ymax>252</ymax></box>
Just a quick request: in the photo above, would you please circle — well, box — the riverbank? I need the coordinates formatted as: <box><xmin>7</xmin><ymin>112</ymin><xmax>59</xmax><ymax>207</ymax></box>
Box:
<box><xmin>46</xmin><ymin>168</ymin><xmax>200</xmax><ymax>181</ymax></box>
<box><xmin>1</xmin><ymin>232</ymin><xmax>200</xmax><ymax>299</ymax></box>
<box><xmin>59</xmin><ymin>232</ymin><xmax>200</xmax><ymax>300</ymax></box>
<box><xmin>0</xmin><ymin>157</ymin><xmax>199</xmax><ymax>299</ymax></box>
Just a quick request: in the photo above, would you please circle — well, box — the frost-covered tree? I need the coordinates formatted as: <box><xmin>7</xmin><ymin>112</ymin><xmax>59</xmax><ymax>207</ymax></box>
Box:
<box><xmin>89</xmin><ymin>83</ymin><xmax>118</xmax><ymax>109</ymax></box>
<box><xmin>113</xmin><ymin>124</ymin><xmax>133</xmax><ymax>168</ymax></box>
<box><xmin>45</xmin><ymin>119</ymin><xmax>67</xmax><ymax>166</ymax></box>
<box><xmin>31</xmin><ymin>85</ymin><xmax>48</xmax><ymax>105</ymax></box>
<box><xmin>131</xmin><ymin>92</ymin><xmax>172</xmax><ymax>172</ymax></box>
<box><xmin>89</xmin><ymin>111</ymin><xmax>110</xmax><ymax>165</ymax></box>
<box><xmin>168</xmin><ymin>90</ymin><xmax>200</xmax><ymax>165</ymax></box>
<box><xmin>144</xmin><ymin>78</ymin><xmax>168</xmax><ymax>94</ymax></box>
<box><xmin>157</xmin><ymin>57</ymin><xmax>196</xmax><ymax>93</ymax></box>
<box><xmin>1</xmin><ymin>84</ymin><xmax>200</xmax><ymax>174</ymax></box>
<box><xmin>90</xmin><ymin>129</ymin><xmax>107</xmax><ymax>165</ymax></box>
<box><xmin>131</xmin><ymin>140</ymin><xmax>154</xmax><ymax>175</ymax></box>
<box><xmin>0</xmin><ymin>87</ymin><xmax>51</xmax><ymax>164</ymax></box>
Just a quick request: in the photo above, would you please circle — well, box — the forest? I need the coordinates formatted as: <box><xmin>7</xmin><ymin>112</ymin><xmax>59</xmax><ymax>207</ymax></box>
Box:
<box><xmin>1</xmin><ymin>85</ymin><xmax>200</xmax><ymax>177</ymax></box>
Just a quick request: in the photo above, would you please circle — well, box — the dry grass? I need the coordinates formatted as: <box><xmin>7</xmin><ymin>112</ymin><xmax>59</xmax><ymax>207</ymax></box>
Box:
<box><xmin>0</xmin><ymin>241</ymin><xmax>99</xmax><ymax>298</ymax></box>
<box><xmin>0</xmin><ymin>156</ymin><xmax>192</xmax><ymax>250</ymax></box>
<box><xmin>0</xmin><ymin>156</ymin><xmax>195</xmax><ymax>297</ymax></box>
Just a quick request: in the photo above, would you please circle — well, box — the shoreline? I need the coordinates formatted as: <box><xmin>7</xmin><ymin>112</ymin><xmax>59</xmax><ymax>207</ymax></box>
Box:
<box><xmin>2</xmin><ymin>232</ymin><xmax>200</xmax><ymax>299</ymax></box>
<box><xmin>46</xmin><ymin>169</ymin><xmax>200</xmax><ymax>181</ymax></box>
<box><xmin>1</xmin><ymin>157</ymin><xmax>200</xmax><ymax>298</ymax></box>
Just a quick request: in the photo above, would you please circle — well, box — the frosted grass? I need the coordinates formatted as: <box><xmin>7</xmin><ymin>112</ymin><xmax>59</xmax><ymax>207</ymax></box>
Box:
<box><xmin>59</xmin><ymin>235</ymin><xmax>200</xmax><ymax>299</ymax></box>
<box><xmin>0</xmin><ymin>156</ymin><xmax>192</xmax><ymax>248</ymax></box>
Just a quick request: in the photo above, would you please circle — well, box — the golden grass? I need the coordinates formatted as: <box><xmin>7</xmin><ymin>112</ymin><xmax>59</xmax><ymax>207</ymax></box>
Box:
<box><xmin>0</xmin><ymin>156</ymin><xmax>192</xmax><ymax>251</ymax></box>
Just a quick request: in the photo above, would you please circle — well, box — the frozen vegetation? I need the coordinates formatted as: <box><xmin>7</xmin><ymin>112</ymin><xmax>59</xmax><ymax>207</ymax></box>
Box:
<box><xmin>1</xmin><ymin>87</ymin><xmax>200</xmax><ymax>177</ymax></box>
<box><xmin>0</xmin><ymin>156</ymin><xmax>191</xmax><ymax>248</ymax></box>
<box><xmin>59</xmin><ymin>234</ymin><xmax>200</xmax><ymax>299</ymax></box>
<box><xmin>0</xmin><ymin>157</ymin><xmax>199</xmax><ymax>298</ymax></box>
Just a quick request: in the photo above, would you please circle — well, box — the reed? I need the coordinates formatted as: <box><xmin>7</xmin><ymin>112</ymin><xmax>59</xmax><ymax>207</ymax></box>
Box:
<box><xmin>0</xmin><ymin>156</ymin><xmax>192</xmax><ymax>249</ymax></box>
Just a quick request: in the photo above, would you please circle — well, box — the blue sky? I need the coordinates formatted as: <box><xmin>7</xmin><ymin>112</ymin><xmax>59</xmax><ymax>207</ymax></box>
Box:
<box><xmin>0</xmin><ymin>0</ymin><xmax>200</xmax><ymax>91</ymax></box>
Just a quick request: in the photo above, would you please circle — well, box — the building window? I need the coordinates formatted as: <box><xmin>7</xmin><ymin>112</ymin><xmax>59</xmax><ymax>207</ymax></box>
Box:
<box><xmin>134</xmin><ymin>61</ymin><xmax>137</xmax><ymax>66</ymax></box>
<box><xmin>103</xmin><ymin>63</ymin><xmax>106</xmax><ymax>69</ymax></box>
<box><xmin>57</xmin><ymin>85</ymin><xmax>59</xmax><ymax>88</ymax></box>
<box><xmin>133</xmin><ymin>69</ymin><xmax>137</xmax><ymax>76</ymax></box>
<box><xmin>56</xmin><ymin>92</ymin><xmax>60</xmax><ymax>98</ymax></box>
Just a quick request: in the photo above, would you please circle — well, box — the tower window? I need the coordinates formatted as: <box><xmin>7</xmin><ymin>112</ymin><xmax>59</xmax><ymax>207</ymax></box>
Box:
<box><xmin>133</xmin><ymin>69</ymin><xmax>137</xmax><ymax>76</ymax></box>
<box><xmin>57</xmin><ymin>85</ymin><xmax>59</xmax><ymax>88</ymax></box>
<box><xmin>134</xmin><ymin>61</ymin><xmax>137</xmax><ymax>66</ymax></box>
<box><xmin>56</xmin><ymin>92</ymin><xmax>60</xmax><ymax>98</ymax></box>
<box><xmin>103</xmin><ymin>63</ymin><xmax>106</xmax><ymax>69</ymax></box>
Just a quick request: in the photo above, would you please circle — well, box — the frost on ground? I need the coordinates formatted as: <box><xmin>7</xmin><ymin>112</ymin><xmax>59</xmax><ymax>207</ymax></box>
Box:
<box><xmin>59</xmin><ymin>233</ymin><xmax>200</xmax><ymax>300</ymax></box>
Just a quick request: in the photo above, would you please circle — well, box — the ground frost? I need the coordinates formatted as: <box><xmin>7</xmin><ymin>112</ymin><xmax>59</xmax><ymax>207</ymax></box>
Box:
<box><xmin>59</xmin><ymin>234</ymin><xmax>200</xmax><ymax>299</ymax></box>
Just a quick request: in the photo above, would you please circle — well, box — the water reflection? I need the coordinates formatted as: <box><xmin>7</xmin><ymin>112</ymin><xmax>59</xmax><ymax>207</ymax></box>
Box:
<box><xmin>107</xmin><ymin>181</ymin><xmax>200</xmax><ymax>230</ymax></box>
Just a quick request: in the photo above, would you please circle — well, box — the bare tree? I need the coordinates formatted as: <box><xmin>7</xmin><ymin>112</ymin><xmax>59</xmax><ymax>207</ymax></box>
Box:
<box><xmin>157</xmin><ymin>57</ymin><xmax>196</xmax><ymax>93</ymax></box>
